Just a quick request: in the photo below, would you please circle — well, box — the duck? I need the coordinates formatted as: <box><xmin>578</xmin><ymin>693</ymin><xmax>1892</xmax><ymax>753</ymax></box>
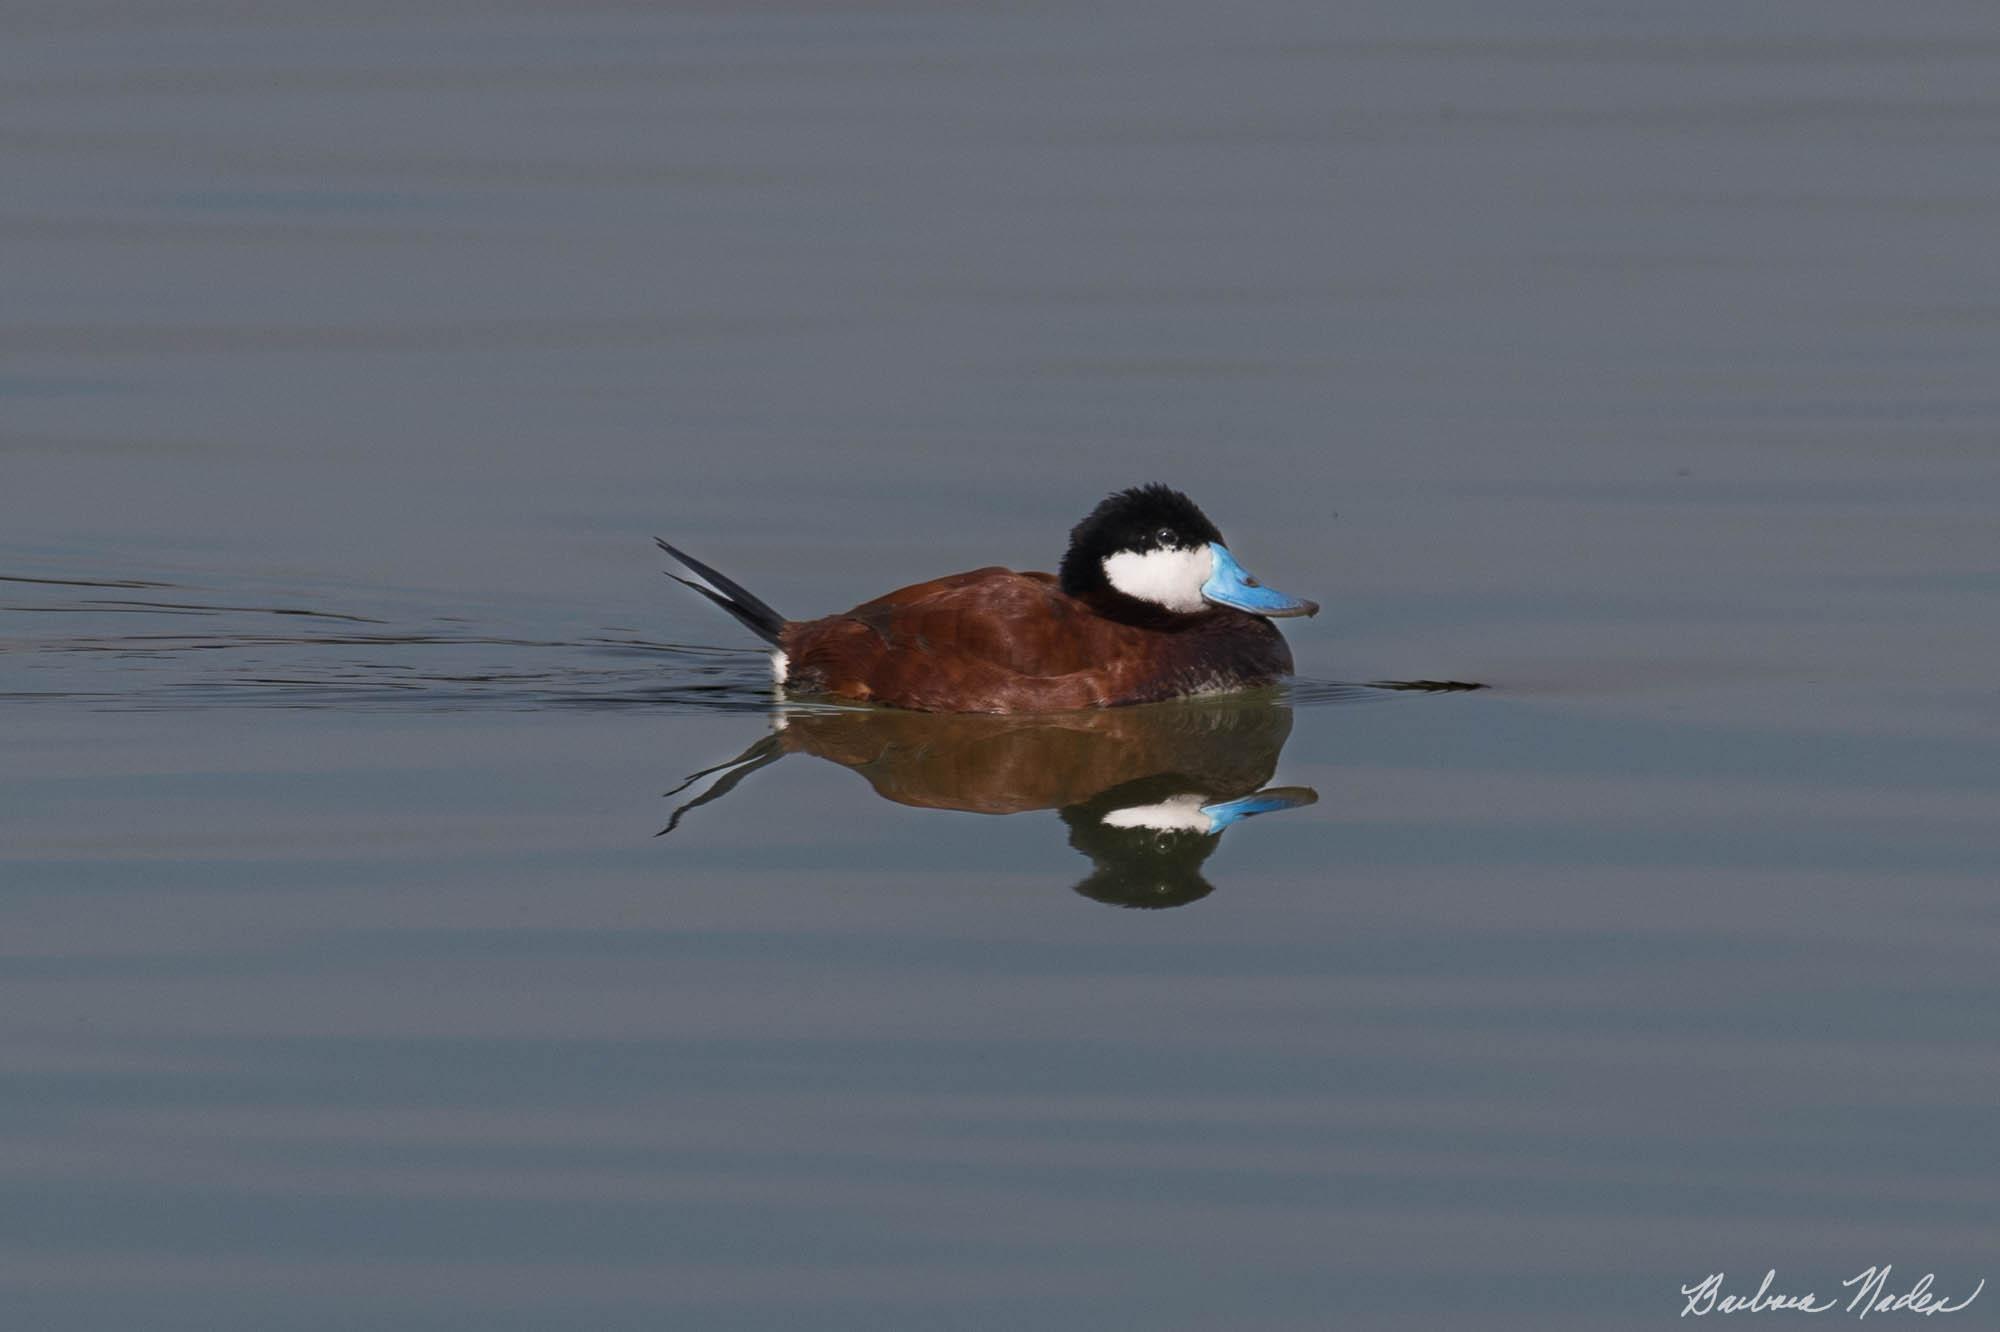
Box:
<box><xmin>658</xmin><ymin>483</ymin><xmax>1316</xmax><ymax>714</ymax></box>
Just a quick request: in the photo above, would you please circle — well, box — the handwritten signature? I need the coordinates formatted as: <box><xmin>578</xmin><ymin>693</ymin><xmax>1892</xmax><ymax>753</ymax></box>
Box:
<box><xmin>1681</xmin><ymin>1268</ymin><xmax>1984</xmax><ymax>1318</ymax></box>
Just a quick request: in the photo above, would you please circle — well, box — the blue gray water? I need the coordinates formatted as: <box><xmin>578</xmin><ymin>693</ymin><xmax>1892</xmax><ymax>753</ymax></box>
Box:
<box><xmin>4</xmin><ymin>3</ymin><xmax>1998</xmax><ymax>1328</ymax></box>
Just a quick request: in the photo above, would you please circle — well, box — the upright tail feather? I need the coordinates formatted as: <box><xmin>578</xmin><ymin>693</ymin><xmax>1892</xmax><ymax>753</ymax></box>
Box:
<box><xmin>656</xmin><ymin>538</ymin><xmax>787</xmax><ymax>647</ymax></box>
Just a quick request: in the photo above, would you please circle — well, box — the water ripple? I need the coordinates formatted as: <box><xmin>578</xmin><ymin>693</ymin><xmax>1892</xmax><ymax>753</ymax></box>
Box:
<box><xmin>1</xmin><ymin>570</ymin><xmax>1480</xmax><ymax>714</ymax></box>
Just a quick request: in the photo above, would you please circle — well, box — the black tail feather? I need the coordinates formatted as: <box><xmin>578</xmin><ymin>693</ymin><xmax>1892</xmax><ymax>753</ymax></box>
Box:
<box><xmin>656</xmin><ymin>538</ymin><xmax>786</xmax><ymax>647</ymax></box>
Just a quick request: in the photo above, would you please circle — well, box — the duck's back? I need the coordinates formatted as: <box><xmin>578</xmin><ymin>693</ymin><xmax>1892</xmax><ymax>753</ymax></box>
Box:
<box><xmin>780</xmin><ymin>567</ymin><xmax>1290</xmax><ymax>714</ymax></box>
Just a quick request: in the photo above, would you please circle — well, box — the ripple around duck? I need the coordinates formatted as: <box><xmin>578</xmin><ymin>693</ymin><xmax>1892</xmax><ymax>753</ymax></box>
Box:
<box><xmin>3</xmin><ymin>629</ymin><xmax>782</xmax><ymax>713</ymax></box>
<box><xmin>1</xmin><ymin>571</ymin><xmax>1483</xmax><ymax>713</ymax></box>
<box><xmin>1288</xmin><ymin>676</ymin><xmax>1487</xmax><ymax>707</ymax></box>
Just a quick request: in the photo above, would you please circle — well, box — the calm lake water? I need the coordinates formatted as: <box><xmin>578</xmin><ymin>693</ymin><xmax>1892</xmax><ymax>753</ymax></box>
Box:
<box><xmin>5</xmin><ymin>3</ymin><xmax>1999</xmax><ymax>1328</ymax></box>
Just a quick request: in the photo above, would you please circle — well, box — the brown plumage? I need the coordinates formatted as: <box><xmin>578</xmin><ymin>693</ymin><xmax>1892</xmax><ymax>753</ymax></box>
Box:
<box><xmin>780</xmin><ymin>568</ymin><xmax>1292</xmax><ymax>713</ymax></box>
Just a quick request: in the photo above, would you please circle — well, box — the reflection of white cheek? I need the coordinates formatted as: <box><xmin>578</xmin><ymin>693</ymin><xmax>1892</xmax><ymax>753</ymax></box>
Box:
<box><xmin>1101</xmin><ymin>545</ymin><xmax>1214</xmax><ymax>612</ymax></box>
<box><xmin>1101</xmin><ymin>794</ymin><xmax>1216</xmax><ymax>834</ymax></box>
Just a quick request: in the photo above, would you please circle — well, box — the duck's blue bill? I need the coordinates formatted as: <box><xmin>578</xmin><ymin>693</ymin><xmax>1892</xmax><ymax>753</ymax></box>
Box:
<box><xmin>1201</xmin><ymin>543</ymin><xmax>1318</xmax><ymax>617</ymax></box>
<box><xmin>1200</xmin><ymin>785</ymin><xmax>1320</xmax><ymax>832</ymax></box>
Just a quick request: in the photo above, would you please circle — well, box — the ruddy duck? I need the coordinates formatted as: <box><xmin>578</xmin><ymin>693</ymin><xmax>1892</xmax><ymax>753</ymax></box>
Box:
<box><xmin>659</xmin><ymin>483</ymin><xmax>1316</xmax><ymax>714</ymax></box>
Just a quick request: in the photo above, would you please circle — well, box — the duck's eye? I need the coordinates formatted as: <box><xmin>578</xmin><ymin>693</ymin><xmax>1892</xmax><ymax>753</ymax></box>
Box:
<box><xmin>1155</xmin><ymin>527</ymin><xmax>1175</xmax><ymax>545</ymax></box>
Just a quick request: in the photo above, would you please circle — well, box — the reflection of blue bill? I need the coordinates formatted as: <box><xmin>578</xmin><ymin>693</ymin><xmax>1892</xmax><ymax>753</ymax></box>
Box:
<box><xmin>1199</xmin><ymin>785</ymin><xmax>1319</xmax><ymax>831</ymax></box>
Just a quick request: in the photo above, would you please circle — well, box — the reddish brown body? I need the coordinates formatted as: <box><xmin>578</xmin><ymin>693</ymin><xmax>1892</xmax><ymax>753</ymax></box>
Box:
<box><xmin>779</xmin><ymin>567</ymin><xmax>1293</xmax><ymax>714</ymax></box>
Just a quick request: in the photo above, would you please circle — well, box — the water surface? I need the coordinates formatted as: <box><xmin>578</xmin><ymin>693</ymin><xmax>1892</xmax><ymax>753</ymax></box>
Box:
<box><xmin>4</xmin><ymin>3</ymin><xmax>1998</xmax><ymax>1328</ymax></box>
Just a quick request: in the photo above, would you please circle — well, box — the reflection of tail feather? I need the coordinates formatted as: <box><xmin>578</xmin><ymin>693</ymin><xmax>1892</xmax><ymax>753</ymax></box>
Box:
<box><xmin>658</xmin><ymin>732</ymin><xmax>786</xmax><ymax>836</ymax></box>
<box><xmin>662</xmin><ymin>732</ymin><xmax>783</xmax><ymax>800</ymax></box>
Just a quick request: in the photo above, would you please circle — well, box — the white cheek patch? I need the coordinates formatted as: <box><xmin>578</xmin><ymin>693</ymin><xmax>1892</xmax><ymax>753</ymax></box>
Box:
<box><xmin>1101</xmin><ymin>794</ymin><xmax>1217</xmax><ymax>834</ymax></box>
<box><xmin>1101</xmin><ymin>544</ymin><xmax>1214</xmax><ymax>613</ymax></box>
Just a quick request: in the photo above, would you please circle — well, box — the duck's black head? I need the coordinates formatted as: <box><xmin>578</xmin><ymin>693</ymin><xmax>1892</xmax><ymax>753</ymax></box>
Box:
<box><xmin>1057</xmin><ymin>484</ymin><xmax>1318</xmax><ymax>619</ymax></box>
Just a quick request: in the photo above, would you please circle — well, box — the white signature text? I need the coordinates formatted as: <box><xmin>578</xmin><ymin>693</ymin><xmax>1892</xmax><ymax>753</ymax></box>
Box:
<box><xmin>1680</xmin><ymin>1268</ymin><xmax>1984</xmax><ymax>1318</ymax></box>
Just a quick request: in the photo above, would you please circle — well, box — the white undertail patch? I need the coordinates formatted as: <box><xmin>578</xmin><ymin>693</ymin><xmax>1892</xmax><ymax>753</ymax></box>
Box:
<box><xmin>771</xmin><ymin>650</ymin><xmax>789</xmax><ymax>684</ymax></box>
<box><xmin>1101</xmin><ymin>544</ymin><xmax>1214</xmax><ymax>614</ymax></box>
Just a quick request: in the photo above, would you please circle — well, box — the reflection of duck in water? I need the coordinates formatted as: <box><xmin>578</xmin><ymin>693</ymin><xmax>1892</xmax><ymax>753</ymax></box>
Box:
<box><xmin>663</xmin><ymin>697</ymin><xmax>1315</xmax><ymax>908</ymax></box>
